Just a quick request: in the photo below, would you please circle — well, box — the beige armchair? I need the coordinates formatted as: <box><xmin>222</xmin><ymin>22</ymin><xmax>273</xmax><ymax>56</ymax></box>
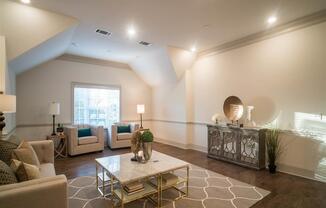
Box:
<box><xmin>0</xmin><ymin>140</ymin><xmax>68</xmax><ymax>208</ymax></box>
<box><xmin>108</xmin><ymin>123</ymin><xmax>139</xmax><ymax>149</ymax></box>
<box><xmin>64</xmin><ymin>124</ymin><xmax>104</xmax><ymax>156</ymax></box>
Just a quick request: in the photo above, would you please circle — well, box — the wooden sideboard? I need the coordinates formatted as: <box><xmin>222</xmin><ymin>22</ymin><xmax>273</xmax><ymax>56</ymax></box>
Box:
<box><xmin>207</xmin><ymin>124</ymin><xmax>267</xmax><ymax>169</ymax></box>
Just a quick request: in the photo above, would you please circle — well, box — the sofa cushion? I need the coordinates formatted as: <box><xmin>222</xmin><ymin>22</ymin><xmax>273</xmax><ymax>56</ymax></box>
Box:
<box><xmin>117</xmin><ymin>133</ymin><xmax>132</xmax><ymax>141</ymax></box>
<box><xmin>78</xmin><ymin>128</ymin><xmax>92</xmax><ymax>137</ymax></box>
<box><xmin>78</xmin><ymin>136</ymin><xmax>98</xmax><ymax>145</ymax></box>
<box><xmin>117</xmin><ymin>125</ymin><xmax>131</xmax><ymax>133</ymax></box>
<box><xmin>0</xmin><ymin>140</ymin><xmax>18</xmax><ymax>166</ymax></box>
<box><xmin>0</xmin><ymin>160</ymin><xmax>17</xmax><ymax>185</ymax></box>
<box><xmin>12</xmin><ymin>141</ymin><xmax>40</xmax><ymax>167</ymax></box>
<box><xmin>39</xmin><ymin>163</ymin><xmax>56</xmax><ymax>178</ymax></box>
<box><xmin>10</xmin><ymin>159</ymin><xmax>40</xmax><ymax>182</ymax></box>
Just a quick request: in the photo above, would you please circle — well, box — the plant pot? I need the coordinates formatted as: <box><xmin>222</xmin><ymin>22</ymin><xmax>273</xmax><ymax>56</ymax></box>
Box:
<box><xmin>143</xmin><ymin>142</ymin><xmax>152</xmax><ymax>161</ymax></box>
<box><xmin>268</xmin><ymin>164</ymin><xmax>277</xmax><ymax>174</ymax></box>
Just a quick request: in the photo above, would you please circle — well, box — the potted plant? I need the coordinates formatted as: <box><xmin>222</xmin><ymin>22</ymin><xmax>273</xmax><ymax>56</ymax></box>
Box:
<box><xmin>141</xmin><ymin>130</ymin><xmax>154</xmax><ymax>161</ymax></box>
<box><xmin>266</xmin><ymin>128</ymin><xmax>281</xmax><ymax>174</ymax></box>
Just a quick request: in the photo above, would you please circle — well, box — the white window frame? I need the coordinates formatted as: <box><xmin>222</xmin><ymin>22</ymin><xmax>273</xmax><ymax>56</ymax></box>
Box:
<box><xmin>71</xmin><ymin>82</ymin><xmax>121</xmax><ymax>127</ymax></box>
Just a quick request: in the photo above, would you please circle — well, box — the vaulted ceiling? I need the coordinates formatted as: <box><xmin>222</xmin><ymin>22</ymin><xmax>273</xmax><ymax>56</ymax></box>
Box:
<box><xmin>3</xmin><ymin>0</ymin><xmax>326</xmax><ymax>86</ymax></box>
<box><xmin>25</xmin><ymin>0</ymin><xmax>326</xmax><ymax>63</ymax></box>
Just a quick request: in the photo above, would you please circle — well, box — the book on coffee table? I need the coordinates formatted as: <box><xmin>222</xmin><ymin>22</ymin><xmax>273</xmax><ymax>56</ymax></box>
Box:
<box><xmin>124</xmin><ymin>181</ymin><xmax>145</xmax><ymax>195</ymax></box>
<box><xmin>150</xmin><ymin>173</ymin><xmax>179</xmax><ymax>187</ymax></box>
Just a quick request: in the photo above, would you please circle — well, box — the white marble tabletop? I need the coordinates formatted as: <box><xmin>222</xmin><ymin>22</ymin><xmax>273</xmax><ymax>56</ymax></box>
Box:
<box><xmin>95</xmin><ymin>151</ymin><xmax>189</xmax><ymax>184</ymax></box>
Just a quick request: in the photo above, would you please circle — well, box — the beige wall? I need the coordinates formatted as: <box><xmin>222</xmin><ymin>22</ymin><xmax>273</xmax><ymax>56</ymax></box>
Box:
<box><xmin>16</xmin><ymin>58</ymin><xmax>152</xmax><ymax>139</ymax></box>
<box><xmin>151</xmin><ymin>21</ymin><xmax>326</xmax><ymax>181</ymax></box>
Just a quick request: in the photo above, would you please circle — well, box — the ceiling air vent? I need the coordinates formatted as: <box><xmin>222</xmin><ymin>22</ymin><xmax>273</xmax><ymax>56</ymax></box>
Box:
<box><xmin>95</xmin><ymin>29</ymin><xmax>112</xmax><ymax>36</ymax></box>
<box><xmin>138</xmin><ymin>41</ymin><xmax>152</xmax><ymax>46</ymax></box>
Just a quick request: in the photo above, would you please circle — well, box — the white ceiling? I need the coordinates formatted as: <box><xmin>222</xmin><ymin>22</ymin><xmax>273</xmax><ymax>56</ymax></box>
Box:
<box><xmin>16</xmin><ymin>0</ymin><xmax>326</xmax><ymax>63</ymax></box>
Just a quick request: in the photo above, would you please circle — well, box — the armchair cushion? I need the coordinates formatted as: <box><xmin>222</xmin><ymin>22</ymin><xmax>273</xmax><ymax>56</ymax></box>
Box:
<box><xmin>12</xmin><ymin>141</ymin><xmax>40</xmax><ymax>168</ymax></box>
<box><xmin>0</xmin><ymin>160</ymin><xmax>17</xmax><ymax>185</ymax></box>
<box><xmin>78</xmin><ymin>136</ymin><xmax>98</xmax><ymax>145</ymax></box>
<box><xmin>78</xmin><ymin>128</ymin><xmax>92</xmax><ymax>137</ymax></box>
<box><xmin>117</xmin><ymin>133</ymin><xmax>133</xmax><ymax>141</ymax></box>
<box><xmin>117</xmin><ymin>125</ymin><xmax>131</xmax><ymax>133</ymax></box>
<box><xmin>0</xmin><ymin>140</ymin><xmax>18</xmax><ymax>166</ymax></box>
<box><xmin>10</xmin><ymin>159</ymin><xmax>40</xmax><ymax>182</ymax></box>
<box><xmin>29</xmin><ymin>140</ymin><xmax>54</xmax><ymax>164</ymax></box>
<box><xmin>39</xmin><ymin>163</ymin><xmax>56</xmax><ymax>178</ymax></box>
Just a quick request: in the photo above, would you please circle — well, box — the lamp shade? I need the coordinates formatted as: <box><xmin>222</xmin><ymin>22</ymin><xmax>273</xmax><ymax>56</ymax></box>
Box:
<box><xmin>49</xmin><ymin>102</ymin><xmax>60</xmax><ymax>115</ymax></box>
<box><xmin>0</xmin><ymin>94</ymin><xmax>16</xmax><ymax>113</ymax></box>
<box><xmin>137</xmin><ymin>104</ymin><xmax>145</xmax><ymax>114</ymax></box>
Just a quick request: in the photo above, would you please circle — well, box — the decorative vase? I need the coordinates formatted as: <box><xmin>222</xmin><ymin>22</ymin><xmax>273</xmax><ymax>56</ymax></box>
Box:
<box><xmin>142</xmin><ymin>142</ymin><xmax>152</xmax><ymax>161</ymax></box>
<box><xmin>245</xmin><ymin>106</ymin><xmax>256</xmax><ymax>127</ymax></box>
<box><xmin>268</xmin><ymin>164</ymin><xmax>277</xmax><ymax>174</ymax></box>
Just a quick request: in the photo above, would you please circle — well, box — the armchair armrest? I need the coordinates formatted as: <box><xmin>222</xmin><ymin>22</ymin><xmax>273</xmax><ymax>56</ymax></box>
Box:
<box><xmin>130</xmin><ymin>123</ymin><xmax>140</xmax><ymax>132</ymax></box>
<box><xmin>90</xmin><ymin>125</ymin><xmax>104</xmax><ymax>145</ymax></box>
<box><xmin>0</xmin><ymin>175</ymin><xmax>68</xmax><ymax>208</ymax></box>
<box><xmin>30</xmin><ymin>140</ymin><xmax>54</xmax><ymax>164</ymax></box>
<box><xmin>64</xmin><ymin>126</ymin><xmax>78</xmax><ymax>148</ymax></box>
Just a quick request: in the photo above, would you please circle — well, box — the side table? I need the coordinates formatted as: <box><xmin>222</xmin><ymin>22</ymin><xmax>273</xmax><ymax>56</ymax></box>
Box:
<box><xmin>46</xmin><ymin>134</ymin><xmax>67</xmax><ymax>158</ymax></box>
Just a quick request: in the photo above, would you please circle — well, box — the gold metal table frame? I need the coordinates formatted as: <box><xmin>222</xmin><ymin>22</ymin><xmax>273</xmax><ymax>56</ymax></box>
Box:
<box><xmin>95</xmin><ymin>161</ymin><xmax>189</xmax><ymax>208</ymax></box>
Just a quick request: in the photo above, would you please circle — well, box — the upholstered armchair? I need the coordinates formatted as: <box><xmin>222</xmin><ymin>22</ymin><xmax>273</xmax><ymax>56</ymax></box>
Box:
<box><xmin>0</xmin><ymin>140</ymin><xmax>68</xmax><ymax>208</ymax></box>
<box><xmin>108</xmin><ymin>123</ymin><xmax>139</xmax><ymax>149</ymax></box>
<box><xmin>64</xmin><ymin>124</ymin><xmax>104</xmax><ymax>156</ymax></box>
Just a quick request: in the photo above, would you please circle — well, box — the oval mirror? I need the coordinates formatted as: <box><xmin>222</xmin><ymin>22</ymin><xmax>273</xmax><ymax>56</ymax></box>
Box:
<box><xmin>223</xmin><ymin>96</ymin><xmax>244</xmax><ymax>122</ymax></box>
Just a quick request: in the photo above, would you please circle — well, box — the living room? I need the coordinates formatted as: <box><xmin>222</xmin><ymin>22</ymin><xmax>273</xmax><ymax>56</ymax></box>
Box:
<box><xmin>0</xmin><ymin>0</ymin><xmax>326</xmax><ymax>208</ymax></box>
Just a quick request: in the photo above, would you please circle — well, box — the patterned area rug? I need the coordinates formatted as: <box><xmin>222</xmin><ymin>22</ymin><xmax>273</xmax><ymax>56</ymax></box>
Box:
<box><xmin>68</xmin><ymin>164</ymin><xmax>269</xmax><ymax>208</ymax></box>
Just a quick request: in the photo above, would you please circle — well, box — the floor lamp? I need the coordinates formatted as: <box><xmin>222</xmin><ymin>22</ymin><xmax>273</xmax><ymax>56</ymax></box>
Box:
<box><xmin>0</xmin><ymin>92</ymin><xmax>16</xmax><ymax>137</ymax></box>
<box><xmin>49</xmin><ymin>102</ymin><xmax>60</xmax><ymax>136</ymax></box>
<box><xmin>137</xmin><ymin>104</ymin><xmax>145</xmax><ymax>129</ymax></box>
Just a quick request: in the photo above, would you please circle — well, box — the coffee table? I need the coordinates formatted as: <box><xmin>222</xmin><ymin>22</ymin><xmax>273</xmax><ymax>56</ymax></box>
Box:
<box><xmin>95</xmin><ymin>151</ymin><xmax>189</xmax><ymax>208</ymax></box>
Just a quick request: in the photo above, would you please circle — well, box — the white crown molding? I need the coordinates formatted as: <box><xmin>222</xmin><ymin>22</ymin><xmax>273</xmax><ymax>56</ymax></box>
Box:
<box><xmin>199</xmin><ymin>9</ymin><xmax>326</xmax><ymax>57</ymax></box>
<box><xmin>57</xmin><ymin>54</ymin><xmax>131</xmax><ymax>70</ymax></box>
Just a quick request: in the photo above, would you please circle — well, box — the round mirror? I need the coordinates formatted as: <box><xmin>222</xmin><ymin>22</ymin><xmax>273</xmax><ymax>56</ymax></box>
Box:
<box><xmin>223</xmin><ymin>96</ymin><xmax>244</xmax><ymax>122</ymax></box>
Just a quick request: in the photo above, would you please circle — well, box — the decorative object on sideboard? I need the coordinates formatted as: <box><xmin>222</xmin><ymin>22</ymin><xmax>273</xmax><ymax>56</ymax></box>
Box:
<box><xmin>137</xmin><ymin>104</ymin><xmax>145</xmax><ymax>129</ymax></box>
<box><xmin>0</xmin><ymin>92</ymin><xmax>16</xmax><ymax>137</ymax></box>
<box><xmin>244</xmin><ymin>106</ymin><xmax>256</xmax><ymax>127</ymax></box>
<box><xmin>49</xmin><ymin>102</ymin><xmax>60</xmax><ymax>136</ymax></box>
<box><xmin>266</xmin><ymin>128</ymin><xmax>281</xmax><ymax>174</ymax></box>
<box><xmin>211</xmin><ymin>113</ymin><xmax>220</xmax><ymax>124</ymax></box>
<box><xmin>223</xmin><ymin>96</ymin><xmax>244</xmax><ymax>126</ymax></box>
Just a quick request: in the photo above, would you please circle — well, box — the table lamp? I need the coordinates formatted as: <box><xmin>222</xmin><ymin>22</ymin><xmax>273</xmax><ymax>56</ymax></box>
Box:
<box><xmin>137</xmin><ymin>104</ymin><xmax>145</xmax><ymax>129</ymax></box>
<box><xmin>0</xmin><ymin>92</ymin><xmax>16</xmax><ymax>136</ymax></box>
<box><xmin>49</xmin><ymin>102</ymin><xmax>60</xmax><ymax>135</ymax></box>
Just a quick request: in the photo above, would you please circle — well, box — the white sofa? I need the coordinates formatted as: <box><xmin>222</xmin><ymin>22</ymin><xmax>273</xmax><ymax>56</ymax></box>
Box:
<box><xmin>108</xmin><ymin>123</ymin><xmax>139</xmax><ymax>149</ymax></box>
<box><xmin>0</xmin><ymin>140</ymin><xmax>68</xmax><ymax>208</ymax></box>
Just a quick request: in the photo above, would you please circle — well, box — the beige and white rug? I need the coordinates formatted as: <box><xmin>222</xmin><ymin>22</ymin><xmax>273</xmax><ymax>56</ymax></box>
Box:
<box><xmin>68</xmin><ymin>164</ymin><xmax>269</xmax><ymax>208</ymax></box>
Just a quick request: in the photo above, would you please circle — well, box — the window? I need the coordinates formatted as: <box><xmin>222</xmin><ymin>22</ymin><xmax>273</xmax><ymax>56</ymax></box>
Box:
<box><xmin>73</xmin><ymin>84</ymin><xmax>120</xmax><ymax>128</ymax></box>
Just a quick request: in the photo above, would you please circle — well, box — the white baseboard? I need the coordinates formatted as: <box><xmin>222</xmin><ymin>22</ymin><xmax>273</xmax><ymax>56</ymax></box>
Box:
<box><xmin>277</xmin><ymin>163</ymin><xmax>326</xmax><ymax>183</ymax></box>
<box><xmin>155</xmin><ymin>137</ymin><xmax>325</xmax><ymax>184</ymax></box>
<box><xmin>154</xmin><ymin>137</ymin><xmax>207</xmax><ymax>153</ymax></box>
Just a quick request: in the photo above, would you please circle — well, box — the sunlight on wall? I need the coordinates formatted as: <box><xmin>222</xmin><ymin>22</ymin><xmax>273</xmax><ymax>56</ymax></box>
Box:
<box><xmin>294</xmin><ymin>112</ymin><xmax>326</xmax><ymax>142</ymax></box>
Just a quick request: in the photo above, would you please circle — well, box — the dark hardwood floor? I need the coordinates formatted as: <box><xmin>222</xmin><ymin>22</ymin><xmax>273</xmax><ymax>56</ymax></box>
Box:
<box><xmin>55</xmin><ymin>142</ymin><xmax>326</xmax><ymax>208</ymax></box>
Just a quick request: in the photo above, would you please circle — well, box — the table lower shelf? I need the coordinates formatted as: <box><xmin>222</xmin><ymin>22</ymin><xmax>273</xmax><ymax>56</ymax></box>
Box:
<box><xmin>112</xmin><ymin>181</ymin><xmax>158</xmax><ymax>204</ymax></box>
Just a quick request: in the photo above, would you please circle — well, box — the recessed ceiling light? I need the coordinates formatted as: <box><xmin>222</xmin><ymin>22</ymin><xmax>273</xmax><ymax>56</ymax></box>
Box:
<box><xmin>191</xmin><ymin>46</ymin><xmax>197</xmax><ymax>52</ymax></box>
<box><xmin>127</xmin><ymin>26</ymin><xmax>136</xmax><ymax>38</ymax></box>
<box><xmin>21</xmin><ymin>0</ymin><xmax>31</xmax><ymax>4</ymax></box>
<box><xmin>267</xmin><ymin>16</ymin><xmax>277</xmax><ymax>24</ymax></box>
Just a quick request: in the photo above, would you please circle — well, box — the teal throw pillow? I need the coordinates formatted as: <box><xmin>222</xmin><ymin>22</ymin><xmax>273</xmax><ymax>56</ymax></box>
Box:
<box><xmin>78</xmin><ymin>128</ymin><xmax>92</xmax><ymax>137</ymax></box>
